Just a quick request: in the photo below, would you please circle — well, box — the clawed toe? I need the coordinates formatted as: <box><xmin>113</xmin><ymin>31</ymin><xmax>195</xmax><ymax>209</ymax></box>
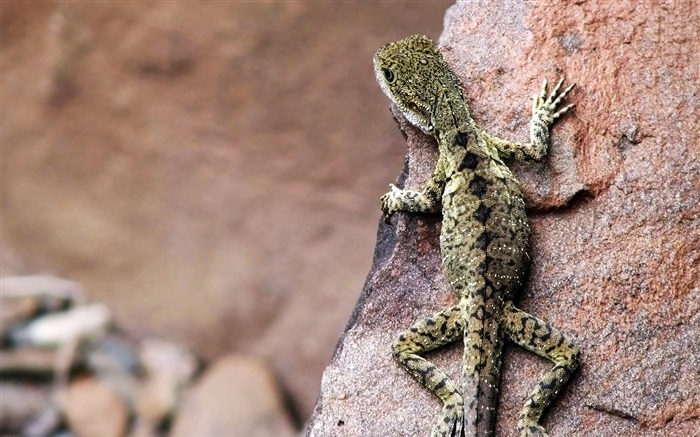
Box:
<box><xmin>532</xmin><ymin>77</ymin><xmax>575</xmax><ymax>123</ymax></box>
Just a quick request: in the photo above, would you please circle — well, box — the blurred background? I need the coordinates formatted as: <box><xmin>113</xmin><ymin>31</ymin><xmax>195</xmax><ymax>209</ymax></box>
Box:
<box><xmin>2</xmin><ymin>1</ymin><xmax>453</xmax><ymax>435</ymax></box>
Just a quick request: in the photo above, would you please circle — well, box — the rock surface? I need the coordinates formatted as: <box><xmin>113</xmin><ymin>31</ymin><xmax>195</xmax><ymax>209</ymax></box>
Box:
<box><xmin>171</xmin><ymin>354</ymin><xmax>296</xmax><ymax>437</ymax></box>
<box><xmin>63</xmin><ymin>377</ymin><xmax>129</xmax><ymax>437</ymax></box>
<box><xmin>308</xmin><ymin>1</ymin><xmax>699</xmax><ymax>436</ymax></box>
<box><xmin>1</xmin><ymin>2</ymin><xmax>451</xmax><ymax>417</ymax></box>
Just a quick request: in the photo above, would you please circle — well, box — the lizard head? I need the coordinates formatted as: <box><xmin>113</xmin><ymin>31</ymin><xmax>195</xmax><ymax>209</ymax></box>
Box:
<box><xmin>373</xmin><ymin>34</ymin><xmax>464</xmax><ymax>135</ymax></box>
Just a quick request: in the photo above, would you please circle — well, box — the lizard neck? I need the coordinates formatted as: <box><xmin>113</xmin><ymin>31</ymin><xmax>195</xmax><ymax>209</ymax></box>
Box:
<box><xmin>431</xmin><ymin>86</ymin><xmax>478</xmax><ymax>164</ymax></box>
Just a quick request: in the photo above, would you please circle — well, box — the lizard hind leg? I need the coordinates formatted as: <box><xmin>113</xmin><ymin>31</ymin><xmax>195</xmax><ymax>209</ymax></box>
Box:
<box><xmin>391</xmin><ymin>304</ymin><xmax>466</xmax><ymax>437</ymax></box>
<box><xmin>501</xmin><ymin>301</ymin><xmax>580</xmax><ymax>437</ymax></box>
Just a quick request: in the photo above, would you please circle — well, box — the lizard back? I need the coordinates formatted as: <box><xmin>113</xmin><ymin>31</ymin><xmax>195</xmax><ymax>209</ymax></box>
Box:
<box><xmin>441</xmin><ymin>138</ymin><xmax>530</xmax><ymax>434</ymax></box>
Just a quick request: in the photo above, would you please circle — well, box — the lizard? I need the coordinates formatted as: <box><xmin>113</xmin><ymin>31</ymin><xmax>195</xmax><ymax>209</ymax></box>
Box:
<box><xmin>374</xmin><ymin>35</ymin><xmax>581</xmax><ymax>437</ymax></box>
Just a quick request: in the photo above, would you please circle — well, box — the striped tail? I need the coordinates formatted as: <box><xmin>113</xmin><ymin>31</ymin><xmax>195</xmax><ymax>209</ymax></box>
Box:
<box><xmin>461</xmin><ymin>295</ymin><xmax>504</xmax><ymax>436</ymax></box>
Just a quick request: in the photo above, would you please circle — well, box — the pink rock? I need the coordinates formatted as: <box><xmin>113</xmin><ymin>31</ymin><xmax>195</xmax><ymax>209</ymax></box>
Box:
<box><xmin>308</xmin><ymin>2</ymin><xmax>700</xmax><ymax>436</ymax></box>
<box><xmin>63</xmin><ymin>378</ymin><xmax>128</xmax><ymax>437</ymax></box>
<box><xmin>172</xmin><ymin>355</ymin><xmax>295</xmax><ymax>437</ymax></box>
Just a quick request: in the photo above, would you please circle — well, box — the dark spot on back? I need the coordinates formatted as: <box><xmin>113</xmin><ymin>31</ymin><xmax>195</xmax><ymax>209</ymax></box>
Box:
<box><xmin>474</xmin><ymin>231</ymin><xmax>492</xmax><ymax>250</ymax></box>
<box><xmin>478</xmin><ymin>257</ymin><xmax>491</xmax><ymax>273</ymax></box>
<box><xmin>455</xmin><ymin>131</ymin><xmax>470</xmax><ymax>148</ymax></box>
<box><xmin>468</xmin><ymin>175</ymin><xmax>488</xmax><ymax>197</ymax></box>
<box><xmin>473</xmin><ymin>203</ymin><xmax>492</xmax><ymax>223</ymax></box>
<box><xmin>458</xmin><ymin>152</ymin><xmax>480</xmax><ymax>171</ymax></box>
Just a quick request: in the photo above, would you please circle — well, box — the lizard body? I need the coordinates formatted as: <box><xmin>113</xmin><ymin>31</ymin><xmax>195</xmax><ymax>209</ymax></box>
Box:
<box><xmin>374</xmin><ymin>35</ymin><xmax>580</xmax><ymax>437</ymax></box>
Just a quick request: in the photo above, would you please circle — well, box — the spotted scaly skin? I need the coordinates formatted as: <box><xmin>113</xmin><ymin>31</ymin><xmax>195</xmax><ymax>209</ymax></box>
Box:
<box><xmin>374</xmin><ymin>35</ymin><xmax>581</xmax><ymax>437</ymax></box>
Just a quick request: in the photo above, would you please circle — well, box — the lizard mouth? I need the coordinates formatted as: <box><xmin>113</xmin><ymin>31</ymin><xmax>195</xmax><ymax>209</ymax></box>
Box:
<box><xmin>407</xmin><ymin>102</ymin><xmax>422</xmax><ymax>115</ymax></box>
<box><xmin>400</xmin><ymin>101</ymin><xmax>432</xmax><ymax>133</ymax></box>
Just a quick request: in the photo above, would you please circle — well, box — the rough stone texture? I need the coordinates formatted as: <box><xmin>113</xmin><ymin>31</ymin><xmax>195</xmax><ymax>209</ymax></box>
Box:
<box><xmin>63</xmin><ymin>377</ymin><xmax>129</xmax><ymax>437</ymax></box>
<box><xmin>171</xmin><ymin>354</ymin><xmax>296</xmax><ymax>437</ymax></box>
<box><xmin>308</xmin><ymin>1</ymin><xmax>699</xmax><ymax>436</ymax></box>
<box><xmin>1</xmin><ymin>1</ymin><xmax>451</xmax><ymax>418</ymax></box>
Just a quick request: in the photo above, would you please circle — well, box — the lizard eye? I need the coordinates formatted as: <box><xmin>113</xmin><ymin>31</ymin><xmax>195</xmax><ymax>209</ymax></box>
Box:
<box><xmin>382</xmin><ymin>68</ymin><xmax>395</xmax><ymax>83</ymax></box>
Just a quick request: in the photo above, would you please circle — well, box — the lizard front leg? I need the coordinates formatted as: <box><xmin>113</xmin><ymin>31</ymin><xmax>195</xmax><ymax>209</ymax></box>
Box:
<box><xmin>482</xmin><ymin>78</ymin><xmax>575</xmax><ymax>162</ymax></box>
<box><xmin>392</xmin><ymin>305</ymin><xmax>465</xmax><ymax>437</ymax></box>
<box><xmin>501</xmin><ymin>301</ymin><xmax>580</xmax><ymax>437</ymax></box>
<box><xmin>381</xmin><ymin>156</ymin><xmax>446</xmax><ymax>221</ymax></box>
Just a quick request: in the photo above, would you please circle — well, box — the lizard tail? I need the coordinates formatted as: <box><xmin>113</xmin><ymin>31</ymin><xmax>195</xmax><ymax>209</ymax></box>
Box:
<box><xmin>460</xmin><ymin>294</ymin><xmax>503</xmax><ymax>437</ymax></box>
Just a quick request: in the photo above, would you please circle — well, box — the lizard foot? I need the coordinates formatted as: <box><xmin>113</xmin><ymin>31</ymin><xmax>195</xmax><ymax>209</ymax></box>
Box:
<box><xmin>518</xmin><ymin>420</ymin><xmax>551</xmax><ymax>437</ymax></box>
<box><xmin>430</xmin><ymin>396</ymin><xmax>465</xmax><ymax>437</ymax></box>
<box><xmin>531</xmin><ymin>77</ymin><xmax>575</xmax><ymax>125</ymax></box>
<box><xmin>380</xmin><ymin>183</ymin><xmax>404</xmax><ymax>222</ymax></box>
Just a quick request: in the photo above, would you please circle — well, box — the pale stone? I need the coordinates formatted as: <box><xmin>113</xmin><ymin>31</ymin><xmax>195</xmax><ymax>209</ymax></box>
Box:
<box><xmin>171</xmin><ymin>355</ymin><xmax>296</xmax><ymax>437</ymax></box>
<box><xmin>63</xmin><ymin>378</ymin><xmax>128</xmax><ymax>437</ymax></box>
<box><xmin>12</xmin><ymin>304</ymin><xmax>110</xmax><ymax>348</ymax></box>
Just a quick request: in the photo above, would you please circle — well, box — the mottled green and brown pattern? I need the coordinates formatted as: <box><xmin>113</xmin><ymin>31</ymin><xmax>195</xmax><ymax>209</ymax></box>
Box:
<box><xmin>374</xmin><ymin>35</ymin><xmax>580</xmax><ymax>437</ymax></box>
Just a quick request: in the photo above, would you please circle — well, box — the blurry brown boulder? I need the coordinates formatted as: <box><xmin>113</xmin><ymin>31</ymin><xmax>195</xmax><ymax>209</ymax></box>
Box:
<box><xmin>63</xmin><ymin>377</ymin><xmax>129</xmax><ymax>437</ymax></box>
<box><xmin>171</xmin><ymin>354</ymin><xmax>295</xmax><ymax>437</ymax></box>
<box><xmin>308</xmin><ymin>1</ymin><xmax>700</xmax><ymax>436</ymax></box>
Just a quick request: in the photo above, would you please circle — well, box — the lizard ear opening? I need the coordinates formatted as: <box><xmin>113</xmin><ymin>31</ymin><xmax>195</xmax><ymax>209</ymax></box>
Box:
<box><xmin>382</xmin><ymin>68</ymin><xmax>395</xmax><ymax>83</ymax></box>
